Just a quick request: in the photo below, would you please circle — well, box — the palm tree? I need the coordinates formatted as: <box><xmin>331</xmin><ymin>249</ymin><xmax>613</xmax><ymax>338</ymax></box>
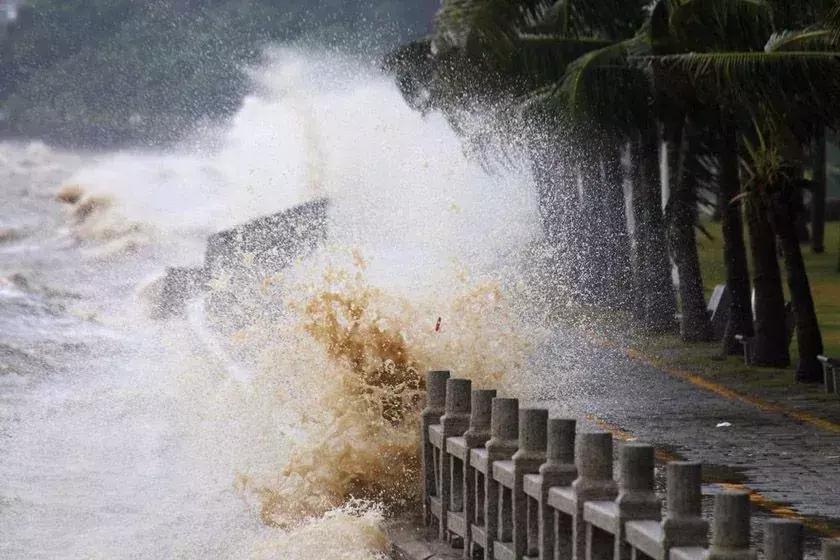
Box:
<box><xmin>387</xmin><ymin>0</ymin><xmax>837</xmax><ymax>383</ymax></box>
<box><xmin>812</xmin><ymin>124</ymin><xmax>827</xmax><ymax>254</ymax></box>
<box><xmin>526</xmin><ymin>28</ymin><xmax>679</xmax><ymax>331</ymax></box>
<box><xmin>391</xmin><ymin>0</ymin><xmax>646</xmax><ymax>312</ymax></box>
<box><xmin>652</xmin><ymin>3</ymin><xmax>840</xmax><ymax>380</ymax></box>
<box><xmin>742</xmin><ymin>130</ymin><xmax>791</xmax><ymax>367</ymax></box>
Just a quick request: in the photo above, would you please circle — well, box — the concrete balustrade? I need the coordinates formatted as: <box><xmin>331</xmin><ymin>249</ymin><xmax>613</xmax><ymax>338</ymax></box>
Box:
<box><xmin>824</xmin><ymin>540</ymin><xmax>840</xmax><ymax>560</ymax></box>
<box><xmin>471</xmin><ymin>397</ymin><xmax>520</xmax><ymax>560</ymax></box>
<box><xmin>625</xmin><ymin>462</ymin><xmax>708</xmax><ymax>560</ymax></box>
<box><xmin>583</xmin><ymin>443</ymin><xmax>661</xmax><ymax>560</ymax></box>
<box><xmin>430</xmin><ymin>378</ymin><xmax>473</xmax><ymax>539</ymax></box>
<box><xmin>524</xmin><ymin>418</ymin><xmax>577</xmax><ymax>560</ymax></box>
<box><xmin>447</xmin><ymin>389</ymin><xmax>497</xmax><ymax>557</ymax></box>
<box><xmin>671</xmin><ymin>491</ymin><xmax>754</xmax><ymax>560</ymax></box>
<box><xmin>492</xmin><ymin>408</ymin><xmax>549</xmax><ymax>560</ymax></box>
<box><xmin>549</xmin><ymin>431</ymin><xmax>618</xmax><ymax>560</ymax></box>
<box><xmin>764</xmin><ymin>519</ymin><xmax>803</xmax><ymax>560</ymax></box>
<box><xmin>420</xmin><ymin>370</ymin><xmax>827</xmax><ymax>560</ymax></box>
<box><xmin>421</xmin><ymin>370</ymin><xmax>450</xmax><ymax>525</ymax></box>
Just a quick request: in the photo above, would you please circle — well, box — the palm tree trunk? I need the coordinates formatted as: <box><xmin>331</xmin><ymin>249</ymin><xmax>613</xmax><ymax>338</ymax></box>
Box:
<box><xmin>795</xmin><ymin>189</ymin><xmax>811</xmax><ymax>243</ymax></box>
<box><xmin>630</xmin><ymin>139</ymin><xmax>647</xmax><ymax>325</ymax></box>
<box><xmin>533</xmin><ymin>138</ymin><xmax>577</xmax><ymax>291</ymax></box>
<box><xmin>745</xmin><ymin>194</ymin><xmax>790</xmax><ymax>367</ymax></box>
<box><xmin>666</xmin><ymin>118</ymin><xmax>713</xmax><ymax>342</ymax></box>
<box><xmin>635</xmin><ymin>126</ymin><xmax>677</xmax><ymax>333</ymax></box>
<box><xmin>718</xmin><ymin>121</ymin><xmax>754</xmax><ymax>355</ymax></box>
<box><xmin>578</xmin><ymin>157</ymin><xmax>604</xmax><ymax>305</ymax></box>
<box><xmin>602</xmin><ymin>143</ymin><xmax>633</xmax><ymax>310</ymax></box>
<box><xmin>768</xmin><ymin>185</ymin><xmax>824</xmax><ymax>382</ymax></box>
<box><xmin>812</xmin><ymin>124</ymin><xmax>827</xmax><ymax>254</ymax></box>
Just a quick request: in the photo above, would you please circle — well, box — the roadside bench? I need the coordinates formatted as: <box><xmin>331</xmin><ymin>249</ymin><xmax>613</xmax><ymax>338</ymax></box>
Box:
<box><xmin>818</xmin><ymin>355</ymin><xmax>840</xmax><ymax>395</ymax></box>
<box><xmin>735</xmin><ymin>303</ymin><xmax>795</xmax><ymax>365</ymax></box>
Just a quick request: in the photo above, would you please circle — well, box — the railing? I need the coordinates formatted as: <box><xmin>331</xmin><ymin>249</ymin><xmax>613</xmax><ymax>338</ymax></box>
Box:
<box><xmin>420</xmin><ymin>370</ymin><xmax>840</xmax><ymax>560</ymax></box>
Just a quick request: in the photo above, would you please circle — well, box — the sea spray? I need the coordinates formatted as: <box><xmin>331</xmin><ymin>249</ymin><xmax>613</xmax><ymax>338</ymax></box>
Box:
<box><xmin>221</xmin><ymin>249</ymin><xmax>533</xmax><ymax>528</ymax></box>
<box><xmin>0</xmin><ymin>49</ymin><xmax>544</xmax><ymax>559</ymax></box>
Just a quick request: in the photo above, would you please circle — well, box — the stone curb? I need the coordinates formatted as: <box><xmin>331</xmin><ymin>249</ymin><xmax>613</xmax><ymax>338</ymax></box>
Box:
<box><xmin>386</xmin><ymin>517</ymin><xmax>461</xmax><ymax>560</ymax></box>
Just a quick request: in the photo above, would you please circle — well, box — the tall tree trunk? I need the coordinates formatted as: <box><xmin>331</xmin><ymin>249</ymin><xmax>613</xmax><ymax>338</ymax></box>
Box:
<box><xmin>578</xmin><ymin>155</ymin><xmax>604</xmax><ymax>305</ymax></box>
<box><xmin>718</xmin><ymin>121</ymin><xmax>754</xmax><ymax>355</ymax></box>
<box><xmin>630</xmin><ymin>139</ymin><xmax>648</xmax><ymax>325</ymax></box>
<box><xmin>795</xmin><ymin>188</ymin><xmax>811</xmax><ymax>243</ymax></box>
<box><xmin>768</xmin><ymin>184</ymin><xmax>824</xmax><ymax>382</ymax></box>
<box><xmin>666</xmin><ymin>118</ymin><xmax>713</xmax><ymax>342</ymax></box>
<box><xmin>634</xmin><ymin>127</ymin><xmax>677</xmax><ymax>333</ymax></box>
<box><xmin>812</xmin><ymin>124</ymin><xmax>827</xmax><ymax>254</ymax></box>
<box><xmin>602</xmin><ymin>142</ymin><xmax>633</xmax><ymax>310</ymax></box>
<box><xmin>533</xmin><ymin>138</ymin><xmax>578</xmax><ymax>293</ymax></box>
<box><xmin>745</xmin><ymin>194</ymin><xmax>790</xmax><ymax>366</ymax></box>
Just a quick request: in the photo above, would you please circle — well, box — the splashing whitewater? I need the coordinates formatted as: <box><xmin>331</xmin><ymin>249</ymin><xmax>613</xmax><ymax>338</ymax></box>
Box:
<box><xmin>0</xmin><ymin>49</ymin><xmax>543</xmax><ymax>559</ymax></box>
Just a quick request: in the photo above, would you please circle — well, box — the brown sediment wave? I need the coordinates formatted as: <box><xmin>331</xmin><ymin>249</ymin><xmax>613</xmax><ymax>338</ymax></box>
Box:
<box><xmin>55</xmin><ymin>183</ymin><xmax>149</xmax><ymax>253</ymax></box>
<box><xmin>56</xmin><ymin>184</ymin><xmax>85</xmax><ymax>205</ymax></box>
<box><xmin>243</xmin><ymin>253</ymin><xmax>530</xmax><ymax>528</ymax></box>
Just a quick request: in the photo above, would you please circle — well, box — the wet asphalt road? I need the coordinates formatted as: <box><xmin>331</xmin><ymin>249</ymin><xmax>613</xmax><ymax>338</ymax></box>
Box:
<box><xmin>522</xmin><ymin>328</ymin><xmax>840</xmax><ymax>554</ymax></box>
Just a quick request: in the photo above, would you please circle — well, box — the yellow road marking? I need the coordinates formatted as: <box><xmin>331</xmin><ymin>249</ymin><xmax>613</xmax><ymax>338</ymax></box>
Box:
<box><xmin>622</xmin><ymin>348</ymin><xmax>840</xmax><ymax>435</ymax></box>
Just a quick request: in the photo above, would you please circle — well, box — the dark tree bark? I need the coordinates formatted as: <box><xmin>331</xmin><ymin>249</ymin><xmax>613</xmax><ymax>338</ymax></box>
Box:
<box><xmin>578</xmin><ymin>155</ymin><xmax>605</xmax><ymax>305</ymax></box>
<box><xmin>630</xmin><ymin>139</ymin><xmax>648</xmax><ymax>325</ymax></box>
<box><xmin>666</xmin><ymin>118</ymin><xmax>713</xmax><ymax>342</ymax></box>
<box><xmin>795</xmin><ymin>188</ymin><xmax>811</xmax><ymax>243</ymax></box>
<box><xmin>601</xmin><ymin>142</ymin><xmax>633</xmax><ymax>310</ymax></box>
<box><xmin>718</xmin><ymin>121</ymin><xmax>754</xmax><ymax>355</ymax></box>
<box><xmin>812</xmin><ymin>124</ymin><xmax>827</xmax><ymax>254</ymax></box>
<box><xmin>768</xmin><ymin>183</ymin><xmax>824</xmax><ymax>382</ymax></box>
<box><xmin>632</xmin><ymin>128</ymin><xmax>677</xmax><ymax>333</ymax></box>
<box><xmin>533</xmin><ymin>138</ymin><xmax>579</xmax><ymax>293</ymax></box>
<box><xmin>745</xmin><ymin>194</ymin><xmax>790</xmax><ymax>367</ymax></box>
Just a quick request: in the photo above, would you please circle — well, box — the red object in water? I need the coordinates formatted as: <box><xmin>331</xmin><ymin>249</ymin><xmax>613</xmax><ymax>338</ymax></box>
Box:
<box><xmin>434</xmin><ymin>317</ymin><xmax>442</xmax><ymax>332</ymax></box>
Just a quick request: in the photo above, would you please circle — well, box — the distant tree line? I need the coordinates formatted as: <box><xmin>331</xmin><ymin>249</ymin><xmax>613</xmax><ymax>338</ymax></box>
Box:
<box><xmin>387</xmin><ymin>0</ymin><xmax>840</xmax><ymax>383</ymax></box>
<box><xmin>0</xmin><ymin>0</ymin><xmax>434</xmax><ymax>146</ymax></box>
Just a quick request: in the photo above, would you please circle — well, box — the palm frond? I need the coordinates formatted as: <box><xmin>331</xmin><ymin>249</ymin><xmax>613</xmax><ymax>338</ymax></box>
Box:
<box><xmin>652</xmin><ymin>51</ymin><xmax>840</xmax><ymax>124</ymax></box>
<box><xmin>765</xmin><ymin>28</ymin><xmax>836</xmax><ymax>52</ymax></box>
<box><xmin>433</xmin><ymin>0</ymin><xmax>554</xmax><ymax>66</ymax></box>
<box><xmin>830</xmin><ymin>0</ymin><xmax>840</xmax><ymax>43</ymax></box>
<box><xmin>768</xmin><ymin>0</ymin><xmax>836</xmax><ymax>30</ymax></box>
<box><xmin>513</xmin><ymin>34</ymin><xmax>613</xmax><ymax>85</ymax></box>
<box><xmin>665</xmin><ymin>0</ymin><xmax>774</xmax><ymax>52</ymax></box>
<box><xmin>521</xmin><ymin>37</ymin><xmax>652</xmax><ymax>134</ymax></box>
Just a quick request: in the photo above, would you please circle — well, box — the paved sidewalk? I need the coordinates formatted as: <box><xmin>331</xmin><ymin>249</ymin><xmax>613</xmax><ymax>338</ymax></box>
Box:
<box><xmin>526</xmin><ymin>329</ymin><xmax>840</xmax><ymax>525</ymax></box>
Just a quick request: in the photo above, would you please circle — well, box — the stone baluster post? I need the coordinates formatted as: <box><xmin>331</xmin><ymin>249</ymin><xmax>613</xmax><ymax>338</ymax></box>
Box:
<box><xmin>539</xmin><ymin>419</ymin><xmax>577</xmax><ymax>560</ymax></box>
<box><xmin>568</xmin><ymin>432</ymin><xmax>618</xmax><ymax>560</ymax></box>
<box><xmin>482</xmin><ymin>397</ymin><xmax>519</xmax><ymax>560</ymax></box>
<box><xmin>764</xmin><ymin>519</ymin><xmax>803</xmax><ymax>560</ymax></box>
<box><xmin>823</xmin><ymin>539</ymin><xmax>840</xmax><ymax>560</ymax></box>
<box><xmin>509</xmin><ymin>408</ymin><xmax>548</xmax><ymax>559</ymax></box>
<box><xmin>662</xmin><ymin>462</ymin><xmax>708</xmax><ymax>552</ymax></box>
<box><xmin>439</xmin><ymin>378</ymin><xmax>472</xmax><ymax>538</ymax></box>
<box><xmin>460</xmin><ymin>388</ymin><xmax>496</xmax><ymax>559</ymax></box>
<box><xmin>706</xmin><ymin>491</ymin><xmax>756</xmax><ymax>560</ymax></box>
<box><xmin>614</xmin><ymin>443</ymin><xmax>661</xmax><ymax>560</ymax></box>
<box><xmin>421</xmin><ymin>370</ymin><xmax>449</xmax><ymax>525</ymax></box>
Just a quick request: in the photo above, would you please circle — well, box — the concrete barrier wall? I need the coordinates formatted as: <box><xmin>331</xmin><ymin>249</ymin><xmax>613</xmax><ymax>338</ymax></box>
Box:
<box><xmin>420</xmin><ymin>371</ymin><xmax>840</xmax><ymax>560</ymax></box>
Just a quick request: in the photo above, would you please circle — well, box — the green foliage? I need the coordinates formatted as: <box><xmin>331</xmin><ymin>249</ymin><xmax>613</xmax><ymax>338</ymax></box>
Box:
<box><xmin>0</xmin><ymin>0</ymin><xmax>431</xmax><ymax>146</ymax></box>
